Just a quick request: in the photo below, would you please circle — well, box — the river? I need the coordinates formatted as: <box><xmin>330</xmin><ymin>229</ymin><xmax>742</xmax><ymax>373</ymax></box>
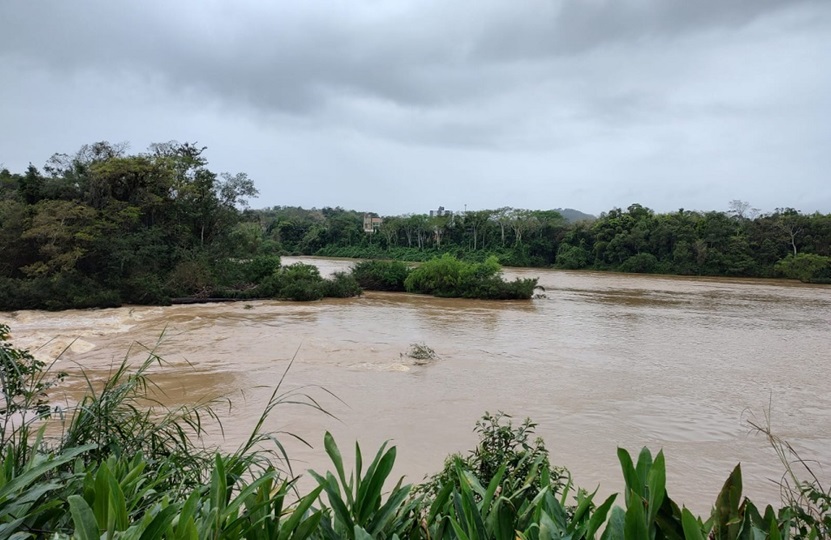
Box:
<box><xmin>3</xmin><ymin>256</ymin><xmax>830</xmax><ymax>513</ymax></box>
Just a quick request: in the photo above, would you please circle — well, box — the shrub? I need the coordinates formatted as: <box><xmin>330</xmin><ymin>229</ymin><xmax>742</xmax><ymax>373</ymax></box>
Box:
<box><xmin>271</xmin><ymin>263</ymin><xmax>326</xmax><ymax>301</ymax></box>
<box><xmin>323</xmin><ymin>271</ymin><xmax>363</xmax><ymax>298</ymax></box>
<box><xmin>166</xmin><ymin>257</ymin><xmax>215</xmax><ymax>297</ymax></box>
<box><xmin>775</xmin><ymin>253</ymin><xmax>831</xmax><ymax>283</ymax></box>
<box><xmin>417</xmin><ymin>412</ymin><xmax>566</xmax><ymax>503</ymax></box>
<box><xmin>404</xmin><ymin>254</ymin><xmax>537</xmax><ymax>299</ymax></box>
<box><xmin>241</xmin><ymin>254</ymin><xmax>282</xmax><ymax>283</ymax></box>
<box><xmin>351</xmin><ymin>260</ymin><xmax>410</xmax><ymax>291</ymax></box>
<box><xmin>618</xmin><ymin>252</ymin><xmax>659</xmax><ymax>273</ymax></box>
<box><xmin>556</xmin><ymin>243</ymin><xmax>591</xmax><ymax>269</ymax></box>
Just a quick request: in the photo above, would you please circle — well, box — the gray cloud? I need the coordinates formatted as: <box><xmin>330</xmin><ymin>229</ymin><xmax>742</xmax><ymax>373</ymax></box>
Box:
<box><xmin>1</xmin><ymin>0</ymin><xmax>830</xmax><ymax>215</ymax></box>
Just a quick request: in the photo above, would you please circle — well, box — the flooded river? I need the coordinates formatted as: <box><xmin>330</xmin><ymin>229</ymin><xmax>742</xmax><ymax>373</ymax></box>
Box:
<box><xmin>3</xmin><ymin>256</ymin><xmax>830</xmax><ymax>512</ymax></box>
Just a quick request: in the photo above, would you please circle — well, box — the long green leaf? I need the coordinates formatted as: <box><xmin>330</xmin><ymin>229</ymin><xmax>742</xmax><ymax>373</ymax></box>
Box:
<box><xmin>601</xmin><ymin>506</ymin><xmax>626</xmax><ymax>540</ymax></box>
<box><xmin>368</xmin><ymin>484</ymin><xmax>411</xmax><ymax>535</ymax></box>
<box><xmin>324</xmin><ymin>432</ymin><xmax>354</xmax><ymax>507</ymax></box>
<box><xmin>0</xmin><ymin>445</ymin><xmax>94</xmax><ymax>501</ymax></box>
<box><xmin>587</xmin><ymin>493</ymin><xmax>618</xmax><ymax>538</ymax></box>
<box><xmin>107</xmin><ymin>464</ymin><xmax>129</xmax><ymax>533</ymax></box>
<box><xmin>138</xmin><ymin>504</ymin><xmax>180</xmax><ymax>540</ymax></box>
<box><xmin>69</xmin><ymin>494</ymin><xmax>101</xmax><ymax>540</ymax></box>
<box><xmin>356</xmin><ymin>446</ymin><xmax>396</xmax><ymax>524</ymax></box>
<box><xmin>681</xmin><ymin>508</ymin><xmax>706</xmax><ymax>540</ymax></box>
<box><xmin>277</xmin><ymin>485</ymin><xmax>323</xmax><ymax>540</ymax></box>
<box><xmin>647</xmin><ymin>451</ymin><xmax>667</xmax><ymax>526</ymax></box>
<box><xmin>617</xmin><ymin>448</ymin><xmax>640</xmax><ymax>507</ymax></box>
<box><xmin>624</xmin><ymin>489</ymin><xmax>648</xmax><ymax>540</ymax></box>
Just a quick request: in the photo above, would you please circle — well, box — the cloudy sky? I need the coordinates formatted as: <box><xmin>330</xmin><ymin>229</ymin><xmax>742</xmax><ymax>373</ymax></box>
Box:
<box><xmin>1</xmin><ymin>1</ymin><xmax>829</xmax><ymax>216</ymax></box>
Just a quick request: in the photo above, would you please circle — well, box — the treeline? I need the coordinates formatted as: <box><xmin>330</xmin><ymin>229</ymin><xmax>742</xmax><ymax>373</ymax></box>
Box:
<box><xmin>0</xmin><ymin>141</ymin><xmax>267</xmax><ymax>309</ymax></box>
<box><xmin>0</xmin><ymin>142</ymin><xmax>540</xmax><ymax>309</ymax></box>
<box><xmin>2</xmin><ymin>142</ymin><xmax>829</xmax><ymax>310</ymax></box>
<box><xmin>252</xmin><ymin>202</ymin><xmax>831</xmax><ymax>283</ymax></box>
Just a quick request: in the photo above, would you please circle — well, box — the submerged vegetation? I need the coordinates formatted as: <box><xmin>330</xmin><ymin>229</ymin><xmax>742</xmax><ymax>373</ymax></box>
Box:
<box><xmin>352</xmin><ymin>256</ymin><xmax>538</xmax><ymax>300</ymax></box>
<box><xmin>0</xmin><ymin>328</ymin><xmax>829</xmax><ymax>538</ymax></box>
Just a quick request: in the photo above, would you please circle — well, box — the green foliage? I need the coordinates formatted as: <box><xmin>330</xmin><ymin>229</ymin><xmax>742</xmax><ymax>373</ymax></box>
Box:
<box><xmin>242</xmin><ymin>254</ymin><xmax>282</xmax><ymax>283</ymax></box>
<box><xmin>774</xmin><ymin>253</ymin><xmax>831</xmax><ymax>283</ymax></box>
<box><xmin>351</xmin><ymin>260</ymin><xmax>411</xmax><ymax>291</ymax></box>
<box><xmin>420</xmin><ymin>412</ymin><xmax>566</xmax><ymax>511</ymax></box>
<box><xmin>618</xmin><ymin>253</ymin><xmax>658</xmax><ymax>274</ymax></box>
<box><xmin>405</xmin><ymin>343</ymin><xmax>438</xmax><ymax>364</ymax></box>
<box><xmin>269</xmin><ymin>263</ymin><xmax>327</xmax><ymax>301</ymax></box>
<box><xmin>0</xmin><ymin>325</ymin><xmax>64</xmax><ymax>445</ymax></box>
<box><xmin>309</xmin><ymin>432</ymin><xmax>415</xmax><ymax>540</ymax></box>
<box><xmin>556</xmin><ymin>244</ymin><xmax>591</xmax><ymax>269</ymax></box>
<box><xmin>404</xmin><ymin>255</ymin><xmax>538</xmax><ymax>300</ymax></box>
<box><xmin>323</xmin><ymin>271</ymin><xmax>363</xmax><ymax>298</ymax></box>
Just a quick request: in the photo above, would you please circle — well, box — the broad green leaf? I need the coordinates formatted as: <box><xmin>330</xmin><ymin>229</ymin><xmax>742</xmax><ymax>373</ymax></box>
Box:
<box><xmin>69</xmin><ymin>494</ymin><xmax>101</xmax><ymax>540</ymax></box>
<box><xmin>624</xmin><ymin>489</ymin><xmax>648</xmax><ymax>540</ymax></box>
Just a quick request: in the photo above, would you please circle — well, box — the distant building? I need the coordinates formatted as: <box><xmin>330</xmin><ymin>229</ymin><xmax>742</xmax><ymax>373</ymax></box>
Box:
<box><xmin>429</xmin><ymin>206</ymin><xmax>451</xmax><ymax>218</ymax></box>
<box><xmin>363</xmin><ymin>213</ymin><xmax>382</xmax><ymax>233</ymax></box>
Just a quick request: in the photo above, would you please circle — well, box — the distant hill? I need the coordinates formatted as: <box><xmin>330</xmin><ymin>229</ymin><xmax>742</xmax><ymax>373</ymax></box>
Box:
<box><xmin>555</xmin><ymin>208</ymin><xmax>596</xmax><ymax>223</ymax></box>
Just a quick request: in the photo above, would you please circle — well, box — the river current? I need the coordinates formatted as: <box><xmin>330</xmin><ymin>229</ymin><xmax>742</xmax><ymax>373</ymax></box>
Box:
<box><xmin>4</xmin><ymin>256</ymin><xmax>830</xmax><ymax>512</ymax></box>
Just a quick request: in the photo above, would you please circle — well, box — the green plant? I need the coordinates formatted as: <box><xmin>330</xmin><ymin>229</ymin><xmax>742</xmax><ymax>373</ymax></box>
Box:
<box><xmin>310</xmin><ymin>432</ymin><xmax>415</xmax><ymax>540</ymax></box>
<box><xmin>61</xmin><ymin>341</ymin><xmax>218</xmax><ymax>489</ymax></box>
<box><xmin>324</xmin><ymin>271</ymin><xmax>363</xmax><ymax>298</ymax></box>
<box><xmin>420</xmin><ymin>412</ymin><xmax>566</xmax><ymax>513</ymax></box>
<box><xmin>351</xmin><ymin>260</ymin><xmax>411</xmax><ymax>291</ymax></box>
<box><xmin>749</xmin><ymin>412</ymin><xmax>830</xmax><ymax>538</ymax></box>
<box><xmin>0</xmin><ymin>325</ymin><xmax>62</xmax><ymax>441</ymax></box>
<box><xmin>403</xmin><ymin>255</ymin><xmax>538</xmax><ymax>300</ymax></box>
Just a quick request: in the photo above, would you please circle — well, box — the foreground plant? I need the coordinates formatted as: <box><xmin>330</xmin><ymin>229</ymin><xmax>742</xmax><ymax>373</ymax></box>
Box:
<box><xmin>310</xmin><ymin>432</ymin><xmax>416</xmax><ymax>540</ymax></box>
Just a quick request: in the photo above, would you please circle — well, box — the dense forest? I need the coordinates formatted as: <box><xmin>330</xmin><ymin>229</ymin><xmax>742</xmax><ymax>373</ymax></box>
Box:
<box><xmin>1</xmin><ymin>141</ymin><xmax>829</xmax><ymax>309</ymax></box>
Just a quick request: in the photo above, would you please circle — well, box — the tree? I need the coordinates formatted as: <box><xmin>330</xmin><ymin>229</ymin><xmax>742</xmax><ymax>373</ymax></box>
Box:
<box><xmin>379</xmin><ymin>216</ymin><xmax>402</xmax><ymax>249</ymax></box>
<box><xmin>727</xmin><ymin>200</ymin><xmax>759</xmax><ymax>220</ymax></box>
<box><xmin>775</xmin><ymin>208</ymin><xmax>805</xmax><ymax>256</ymax></box>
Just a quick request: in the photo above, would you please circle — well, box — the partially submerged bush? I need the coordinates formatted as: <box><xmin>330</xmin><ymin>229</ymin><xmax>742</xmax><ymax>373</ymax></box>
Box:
<box><xmin>775</xmin><ymin>253</ymin><xmax>831</xmax><ymax>283</ymax></box>
<box><xmin>403</xmin><ymin>254</ymin><xmax>538</xmax><ymax>299</ymax></box>
<box><xmin>351</xmin><ymin>259</ymin><xmax>411</xmax><ymax>291</ymax></box>
<box><xmin>404</xmin><ymin>343</ymin><xmax>439</xmax><ymax>365</ymax></box>
<box><xmin>256</xmin><ymin>263</ymin><xmax>362</xmax><ymax>301</ymax></box>
<box><xmin>323</xmin><ymin>271</ymin><xmax>363</xmax><ymax>298</ymax></box>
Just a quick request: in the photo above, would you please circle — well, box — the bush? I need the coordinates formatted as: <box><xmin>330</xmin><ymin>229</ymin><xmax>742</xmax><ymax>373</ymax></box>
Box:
<box><xmin>418</xmin><ymin>412</ymin><xmax>566</xmax><ymax>503</ymax></box>
<box><xmin>775</xmin><ymin>253</ymin><xmax>831</xmax><ymax>283</ymax></box>
<box><xmin>254</xmin><ymin>263</ymin><xmax>362</xmax><ymax>301</ymax></box>
<box><xmin>0</xmin><ymin>273</ymin><xmax>122</xmax><ymax>311</ymax></box>
<box><xmin>556</xmin><ymin>244</ymin><xmax>591</xmax><ymax>269</ymax></box>
<box><xmin>241</xmin><ymin>254</ymin><xmax>282</xmax><ymax>283</ymax></box>
<box><xmin>166</xmin><ymin>257</ymin><xmax>215</xmax><ymax>297</ymax></box>
<box><xmin>351</xmin><ymin>260</ymin><xmax>410</xmax><ymax>291</ymax></box>
<box><xmin>323</xmin><ymin>271</ymin><xmax>363</xmax><ymax>298</ymax></box>
<box><xmin>269</xmin><ymin>263</ymin><xmax>326</xmax><ymax>301</ymax></box>
<box><xmin>618</xmin><ymin>252</ymin><xmax>659</xmax><ymax>273</ymax></box>
<box><xmin>404</xmin><ymin>254</ymin><xmax>538</xmax><ymax>299</ymax></box>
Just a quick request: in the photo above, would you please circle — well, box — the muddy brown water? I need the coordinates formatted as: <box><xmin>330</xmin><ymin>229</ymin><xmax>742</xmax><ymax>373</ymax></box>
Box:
<box><xmin>3</xmin><ymin>256</ymin><xmax>830</xmax><ymax>513</ymax></box>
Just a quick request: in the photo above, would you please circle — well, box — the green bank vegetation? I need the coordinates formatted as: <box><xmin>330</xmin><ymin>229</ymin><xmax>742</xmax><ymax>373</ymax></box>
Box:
<box><xmin>352</xmin><ymin>257</ymin><xmax>538</xmax><ymax>300</ymax></box>
<box><xmin>1</xmin><ymin>141</ymin><xmax>829</xmax><ymax>310</ymax></box>
<box><xmin>1</xmin><ymin>327</ymin><xmax>829</xmax><ymax>538</ymax></box>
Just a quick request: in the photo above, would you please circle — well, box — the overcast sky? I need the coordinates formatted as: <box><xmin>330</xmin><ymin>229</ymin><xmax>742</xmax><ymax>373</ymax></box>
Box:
<box><xmin>1</xmin><ymin>1</ymin><xmax>829</xmax><ymax>216</ymax></box>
